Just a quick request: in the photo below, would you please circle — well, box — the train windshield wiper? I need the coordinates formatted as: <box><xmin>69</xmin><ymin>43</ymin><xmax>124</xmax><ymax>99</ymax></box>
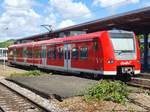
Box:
<box><xmin>115</xmin><ymin>50</ymin><xmax>133</xmax><ymax>54</ymax></box>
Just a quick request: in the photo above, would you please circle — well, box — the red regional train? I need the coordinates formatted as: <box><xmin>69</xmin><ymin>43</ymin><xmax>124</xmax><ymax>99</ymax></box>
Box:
<box><xmin>8</xmin><ymin>30</ymin><xmax>141</xmax><ymax>77</ymax></box>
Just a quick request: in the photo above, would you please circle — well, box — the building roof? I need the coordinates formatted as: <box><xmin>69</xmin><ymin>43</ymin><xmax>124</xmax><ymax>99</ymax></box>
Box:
<box><xmin>17</xmin><ymin>6</ymin><xmax>150</xmax><ymax>42</ymax></box>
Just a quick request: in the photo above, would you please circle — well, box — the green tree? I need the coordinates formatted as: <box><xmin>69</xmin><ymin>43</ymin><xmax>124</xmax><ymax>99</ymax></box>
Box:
<box><xmin>0</xmin><ymin>39</ymin><xmax>15</xmax><ymax>48</ymax></box>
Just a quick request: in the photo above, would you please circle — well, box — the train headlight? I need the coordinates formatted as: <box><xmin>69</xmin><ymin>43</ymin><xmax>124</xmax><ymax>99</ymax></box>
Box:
<box><xmin>107</xmin><ymin>59</ymin><xmax>114</xmax><ymax>64</ymax></box>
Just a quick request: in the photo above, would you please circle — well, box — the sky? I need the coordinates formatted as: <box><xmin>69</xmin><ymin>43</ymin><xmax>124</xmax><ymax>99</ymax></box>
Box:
<box><xmin>0</xmin><ymin>0</ymin><xmax>149</xmax><ymax>42</ymax></box>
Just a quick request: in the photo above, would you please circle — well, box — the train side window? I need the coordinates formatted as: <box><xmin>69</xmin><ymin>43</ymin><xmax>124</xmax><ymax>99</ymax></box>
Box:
<box><xmin>72</xmin><ymin>48</ymin><xmax>78</xmax><ymax>59</ymax></box>
<box><xmin>27</xmin><ymin>50</ymin><xmax>32</xmax><ymax>58</ymax></box>
<box><xmin>93</xmin><ymin>38</ymin><xmax>99</xmax><ymax>51</ymax></box>
<box><xmin>80</xmin><ymin>47</ymin><xmax>88</xmax><ymax>59</ymax></box>
<box><xmin>13</xmin><ymin>49</ymin><xmax>17</xmax><ymax>57</ymax></box>
<box><xmin>9</xmin><ymin>50</ymin><xmax>13</xmax><ymax>57</ymax></box>
<box><xmin>16</xmin><ymin>50</ymin><xmax>19</xmax><ymax>57</ymax></box>
<box><xmin>35</xmin><ymin>49</ymin><xmax>41</xmax><ymax>58</ymax></box>
<box><xmin>52</xmin><ymin>49</ymin><xmax>56</xmax><ymax>59</ymax></box>
<box><xmin>149</xmin><ymin>43</ymin><xmax>150</xmax><ymax>49</ymax></box>
<box><xmin>58</xmin><ymin>48</ymin><xmax>63</xmax><ymax>59</ymax></box>
<box><xmin>47</xmin><ymin>49</ymin><xmax>51</xmax><ymax>59</ymax></box>
<box><xmin>23</xmin><ymin>49</ymin><xmax>26</xmax><ymax>58</ymax></box>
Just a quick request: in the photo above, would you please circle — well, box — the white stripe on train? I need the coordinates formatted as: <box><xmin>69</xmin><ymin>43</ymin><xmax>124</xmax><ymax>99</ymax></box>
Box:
<box><xmin>11</xmin><ymin>61</ymin><xmax>140</xmax><ymax>75</ymax></box>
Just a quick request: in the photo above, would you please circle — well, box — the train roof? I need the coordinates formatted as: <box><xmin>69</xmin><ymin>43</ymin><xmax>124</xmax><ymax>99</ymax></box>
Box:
<box><xmin>9</xmin><ymin>31</ymin><xmax>103</xmax><ymax>47</ymax></box>
<box><xmin>9</xmin><ymin>42</ymin><xmax>34</xmax><ymax>48</ymax></box>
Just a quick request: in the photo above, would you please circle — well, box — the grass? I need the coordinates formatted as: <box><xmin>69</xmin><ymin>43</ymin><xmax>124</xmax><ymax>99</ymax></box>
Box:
<box><xmin>85</xmin><ymin>80</ymin><xmax>129</xmax><ymax>104</ymax></box>
<box><xmin>10</xmin><ymin>70</ymin><xmax>46</xmax><ymax>77</ymax></box>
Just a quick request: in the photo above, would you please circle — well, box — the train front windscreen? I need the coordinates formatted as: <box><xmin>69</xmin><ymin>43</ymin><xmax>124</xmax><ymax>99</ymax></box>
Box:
<box><xmin>109</xmin><ymin>31</ymin><xmax>136</xmax><ymax>60</ymax></box>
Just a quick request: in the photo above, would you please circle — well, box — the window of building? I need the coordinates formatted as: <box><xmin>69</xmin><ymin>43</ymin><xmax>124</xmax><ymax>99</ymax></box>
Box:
<box><xmin>0</xmin><ymin>50</ymin><xmax>2</xmax><ymax>57</ymax></box>
<box><xmin>3</xmin><ymin>50</ymin><xmax>7</xmax><ymax>57</ymax></box>
<box><xmin>72</xmin><ymin>48</ymin><xmax>78</xmax><ymax>59</ymax></box>
<box><xmin>80</xmin><ymin>47</ymin><xmax>88</xmax><ymax>59</ymax></box>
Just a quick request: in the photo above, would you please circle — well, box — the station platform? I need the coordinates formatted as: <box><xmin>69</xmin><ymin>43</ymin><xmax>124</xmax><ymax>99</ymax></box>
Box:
<box><xmin>7</xmin><ymin>75</ymin><xmax>97</xmax><ymax>100</ymax></box>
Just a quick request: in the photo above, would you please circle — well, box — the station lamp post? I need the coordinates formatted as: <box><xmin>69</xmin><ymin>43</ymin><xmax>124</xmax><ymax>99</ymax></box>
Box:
<box><xmin>3</xmin><ymin>27</ymin><xmax>8</xmax><ymax>70</ymax></box>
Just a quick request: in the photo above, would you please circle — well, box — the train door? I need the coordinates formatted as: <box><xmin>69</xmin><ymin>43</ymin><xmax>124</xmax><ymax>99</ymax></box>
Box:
<box><xmin>64</xmin><ymin>44</ymin><xmax>71</xmax><ymax>71</ymax></box>
<box><xmin>93</xmin><ymin>38</ymin><xmax>101</xmax><ymax>71</ymax></box>
<box><xmin>13</xmin><ymin>48</ymin><xmax>16</xmax><ymax>62</ymax></box>
<box><xmin>23</xmin><ymin>47</ymin><xmax>27</xmax><ymax>64</ymax></box>
<box><xmin>42</xmin><ymin>45</ymin><xmax>46</xmax><ymax>66</ymax></box>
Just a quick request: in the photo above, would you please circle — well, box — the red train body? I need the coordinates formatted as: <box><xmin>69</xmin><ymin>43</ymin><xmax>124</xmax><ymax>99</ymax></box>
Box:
<box><xmin>8</xmin><ymin>30</ymin><xmax>141</xmax><ymax>76</ymax></box>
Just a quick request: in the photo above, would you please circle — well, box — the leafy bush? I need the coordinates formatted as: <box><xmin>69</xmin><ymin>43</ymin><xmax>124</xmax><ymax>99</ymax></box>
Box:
<box><xmin>10</xmin><ymin>70</ymin><xmax>45</xmax><ymax>77</ymax></box>
<box><xmin>85</xmin><ymin>80</ymin><xmax>128</xmax><ymax>104</ymax></box>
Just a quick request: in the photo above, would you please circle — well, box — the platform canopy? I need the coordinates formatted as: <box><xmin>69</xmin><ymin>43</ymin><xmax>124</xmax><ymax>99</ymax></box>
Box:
<box><xmin>17</xmin><ymin>6</ymin><xmax>150</xmax><ymax>42</ymax></box>
<box><xmin>54</xmin><ymin>6</ymin><xmax>150</xmax><ymax>35</ymax></box>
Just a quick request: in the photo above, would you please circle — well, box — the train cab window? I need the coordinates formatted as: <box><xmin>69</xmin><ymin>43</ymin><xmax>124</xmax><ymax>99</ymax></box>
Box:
<box><xmin>58</xmin><ymin>48</ymin><xmax>63</xmax><ymax>59</ymax></box>
<box><xmin>80</xmin><ymin>47</ymin><xmax>88</xmax><ymax>59</ymax></box>
<box><xmin>72</xmin><ymin>48</ymin><xmax>78</xmax><ymax>59</ymax></box>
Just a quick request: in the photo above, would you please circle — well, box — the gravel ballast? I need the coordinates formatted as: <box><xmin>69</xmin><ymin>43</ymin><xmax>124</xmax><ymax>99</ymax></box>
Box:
<box><xmin>0</xmin><ymin>77</ymin><xmax>66</xmax><ymax>112</ymax></box>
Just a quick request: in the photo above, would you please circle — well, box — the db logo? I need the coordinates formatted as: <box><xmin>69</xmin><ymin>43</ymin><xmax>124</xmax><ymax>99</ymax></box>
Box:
<box><xmin>120</xmin><ymin>61</ymin><xmax>131</xmax><ymax>65</ymax></box>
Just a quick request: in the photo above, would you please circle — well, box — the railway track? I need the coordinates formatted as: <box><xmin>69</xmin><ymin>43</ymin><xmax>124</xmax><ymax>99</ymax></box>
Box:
<box><xmin>0</xmin><ymin>83</ymin><xmax>46</xmax><ymax>112</ymax></box>
<box><xmin>127</xmin><ymin>73</ymin><xmax>150</xmax><ymax>89</ymax></box>
<box><xmin>0</xmin><ymin>77</ymin><xmax>64</xmax><ymax>112</ymax></box>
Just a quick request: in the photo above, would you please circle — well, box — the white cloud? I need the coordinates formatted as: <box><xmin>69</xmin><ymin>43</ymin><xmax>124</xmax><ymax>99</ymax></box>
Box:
<box><xmin>4</xmin><ymin>0</ymin><xmax>34</xmax><ymax>9</ymax></box>
<box><xmin>93</xmin><ymin>0</ymin><xmax>139</xmax><ymax>8</ymax></box>
<box><xmin>42</xmin><ymin>13</ymin><xmax>57</xmax><ymax>31</ymax></box>
<box><xmin>0</xmin><ymin>0</ymin><xmax>57</xmax><ymax>42</ymax></box>
<box><xmin>142</xmin><ymin>2</ymin><xmax>150</xmax><ymax>7</ymax></box>
<box><xmin>58</xmin><ymin>19</ymin><xmax>75</xmax><ymax>28</ymax></box>
<box><xmin>93</xmin><ymin>0</ymin><xmax>140</xmax><ymax>14</ymax></box>
<box><xmin>0</xmin><ymin>0</ymin><xmax>91</xmax><ymax>42</ymax></box>
<box><xmin>49</xmin><ymin>0</ymin><xmax>92</xmax><ymax>19</ymax></box>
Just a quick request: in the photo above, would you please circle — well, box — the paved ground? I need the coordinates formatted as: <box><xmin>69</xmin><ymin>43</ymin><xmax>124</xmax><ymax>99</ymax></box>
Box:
<box><xmin>7</xmin><ymin>75</ymin><xmax>97</xmax><ymax>99</ymax></box>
